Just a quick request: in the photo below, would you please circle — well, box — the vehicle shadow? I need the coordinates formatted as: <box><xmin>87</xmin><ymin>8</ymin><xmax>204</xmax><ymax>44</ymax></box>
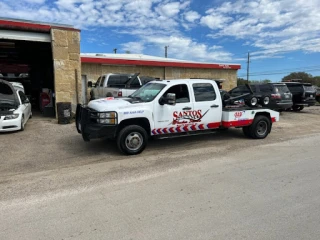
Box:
<box><xmin>61</xmin><ymin>128</ymin><xmax>247</xmax><ymax>159</ymax></box>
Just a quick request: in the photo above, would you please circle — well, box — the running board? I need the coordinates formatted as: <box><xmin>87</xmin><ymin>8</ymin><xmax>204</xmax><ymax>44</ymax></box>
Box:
<box><xmin>153</xmin><ymin>129</ymin><xmax>221</xmax><ymax>139</ymax></box>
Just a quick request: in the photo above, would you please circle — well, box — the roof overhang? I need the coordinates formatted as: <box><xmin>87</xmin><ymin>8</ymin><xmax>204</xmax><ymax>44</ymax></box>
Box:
<box><xmin>81</xmin><ymin>56</ymin><xmax>241</xmax><ymax>70</ymax></box>
<box><xmin>0</xmin><ymin>18</ymin><xmax>80</xmax><ymax>33</ymax></box>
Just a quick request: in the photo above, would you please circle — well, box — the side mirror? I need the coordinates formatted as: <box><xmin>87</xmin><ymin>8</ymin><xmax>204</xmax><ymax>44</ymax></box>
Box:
<box><xmin>88</xmin><ymin>81</ymin><xmax>93</xmax><ymax>88</ymax></box>
<box><xmin>24</xmin><ymin>99</ymin><xmax>30</xmax><ymax>104</ymax></box>
<box><xmin>166</xmin><ymin>93</ymin><xmax>176</xmax><ymax>105</ymax></box>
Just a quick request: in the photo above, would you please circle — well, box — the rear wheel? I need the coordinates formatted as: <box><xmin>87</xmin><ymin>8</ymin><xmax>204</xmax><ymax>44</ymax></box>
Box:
<box><xmin>117</xmin><ymin>125</ymin><xmax>148</xmax><ymax>155</ymax></box>
<box><xmin>248</xmin><ymin>97</ymin><xmax>258</xmax><ymax>107</ymax></box>
<box><xmin>247</xmin><ymin>115</ymin><xmax>271</xmax><ymax>139</ymax></box>
<box><xmin>261</xmin><ymin>96</ymin><xmax>270</xmax><ymax>107</ymax></box>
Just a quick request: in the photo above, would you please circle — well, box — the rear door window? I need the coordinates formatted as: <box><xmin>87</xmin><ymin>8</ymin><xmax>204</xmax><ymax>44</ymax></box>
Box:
<box><xmin>107</xmin><ymin>75</ymin><xmax>124</xmax><ymax>87</ymax></box>
<box><xmin>100</xmin><ymin>76</ymin><xmax>106</xmax><ymax>87</ymax></box>
<box><xmin>129</xmin><ymin>78</ymin><xmax>141</xmax><ymax>88</ymax></box>
<box><xmin>193</xmin><ymin>83</ymin><xmax>216</xmax><ymax>101</ymax></box>
<box><xmin>274</xmin><ymin>85</ymin><xmax>290</xmax><ymax>93</ymax></box>
<box><xmin>303</xmin><ymin>85</ymin><xmax>315</xmax><ymax>92</ymax></box>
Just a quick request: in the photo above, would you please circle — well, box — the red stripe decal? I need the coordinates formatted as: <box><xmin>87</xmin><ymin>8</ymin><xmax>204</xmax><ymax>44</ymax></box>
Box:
<box><xmin>152</xmin><ymin>129</ymin><xmax>157</xmax><ymax>135</ymax></box>
<box><xmin>222</xmin><ymin>119</ymin><xmax>253</xmax><ymax>128</ymax></box>
<box><xmin>207</xmin><ymin>122</ymin><xmax>220</xmax><ymax>129</ymax></box>
<box><xmin>157</xmin><ymin>129</ymin><xmax>162</xmax><ymax>134</ymax></box>
<box><xmin>198</xmin><ymin>124</ymin><xmax>204</xmax><ymax>130</ymax></box>
<box><xmin>176</xmin><ymin>127</ymin><xmax>181</xmax><ymax>133</ymax></box>
<box><xmin>163</xmin><ymin>128</ymin><xmax>168</xmax><ymax>134</ymax></box>
<box><xmin>271</xmin><ymin>117</ymin><xmax>276</xmax><ymax>123</ymax></box>
<box><xmin>191</xmin><ymin>125</ymin><xmax>197</xmax><ymax>131</ymax></box>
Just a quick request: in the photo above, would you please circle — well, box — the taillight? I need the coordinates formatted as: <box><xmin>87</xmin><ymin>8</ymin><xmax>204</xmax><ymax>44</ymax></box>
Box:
<box><xmin>271</xmin><ymin>93</ymin><xmax>281</xmax><ymax>99</ymax></box>
<box><xmin>118</xmin><ymin>91</ymin><xmax>122</xmax><ymax>97</ymax></box>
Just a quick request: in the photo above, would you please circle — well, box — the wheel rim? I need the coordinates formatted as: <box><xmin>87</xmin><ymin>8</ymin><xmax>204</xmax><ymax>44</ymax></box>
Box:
<box><xmin>125</xmin><ymin>132</ymin><xmax>143</xmax><ymax>151</ymax></box>
<box><xmin>263</xmin><ymin>97</ymin><xmax>270</xmax><ymax>105</ymax></box>
<box><xmin>256</xmin><ymin>120</ymin><xmax>268</xmax><ymax>136</ymax></box>
<box><xmin>251</xmin><ymin>97</ymin><xmax>258</xmax><ymax>106</ymax></box>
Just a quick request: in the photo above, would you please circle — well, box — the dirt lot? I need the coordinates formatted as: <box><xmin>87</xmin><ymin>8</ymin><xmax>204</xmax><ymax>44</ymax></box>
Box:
<box><xmin>1</xmin><ymin>106</ymin><xmax>320</xmax><ymax>201</ymax></box>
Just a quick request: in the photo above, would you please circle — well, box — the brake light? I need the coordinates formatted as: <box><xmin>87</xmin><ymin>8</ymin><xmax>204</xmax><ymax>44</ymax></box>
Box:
<box><xmin>271</xmin><ymin>93</ymin><xmax>281</xmax><ymax>99</ymax></box>
<box><xmin>118</xmin><ymin>91</ymin><xmax>122</xmax><ymax>97</ymax></box>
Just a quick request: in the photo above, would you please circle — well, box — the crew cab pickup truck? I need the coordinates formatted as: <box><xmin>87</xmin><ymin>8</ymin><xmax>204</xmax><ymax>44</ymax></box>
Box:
<box><xmin>89</xmin><ymin>73</ymin><xmax>143</xmax><ymax>100</ymax></box>
<box><xmin>76</xmin><ymin>79</ymin><xmax>280</xmax><ymax>155</ymax></box>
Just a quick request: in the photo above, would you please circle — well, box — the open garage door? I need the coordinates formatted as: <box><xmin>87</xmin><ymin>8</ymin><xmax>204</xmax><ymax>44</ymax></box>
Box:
<box><xmin>0</xmin><ymin>31</ymin><xmax>55</xmax><ymax>117</ymax></box>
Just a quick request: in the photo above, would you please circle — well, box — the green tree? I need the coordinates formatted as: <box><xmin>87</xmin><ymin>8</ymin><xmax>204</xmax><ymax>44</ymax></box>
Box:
<box><xmin>282</xmin><ymin>72</ymin><xmax>313</xmax><ymax>82</ymax></box>
<box><xmin>237</xmin><ymin>78</ymin><xmax>247</xmax><ymax>85</ymax></box>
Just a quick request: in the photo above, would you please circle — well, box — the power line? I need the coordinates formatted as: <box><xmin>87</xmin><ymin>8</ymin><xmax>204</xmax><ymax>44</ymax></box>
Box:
<box><xmin>238</xmin><ymin>68</ymin><xmax>320</xmax><ymax>77</ymax></box>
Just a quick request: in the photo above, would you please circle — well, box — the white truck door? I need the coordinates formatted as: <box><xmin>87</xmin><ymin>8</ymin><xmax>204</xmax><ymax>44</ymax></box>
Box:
<box><xmin>153</xmin><ymin>83</ymin><xmax>194</xmax><ymax>135</ymax></box>
<box><xmin>190</xmin><ymin>81</ymin><xmax>222</xmax><ymax>129</ymax></box>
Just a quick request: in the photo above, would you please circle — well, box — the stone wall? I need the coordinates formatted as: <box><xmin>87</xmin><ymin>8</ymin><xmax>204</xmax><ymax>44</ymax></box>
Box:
<box><xmin>51</xmin><ymin>28</ymin><xmax>81</xmax><ymax>113</ymax></box>
<box><xmin>81</xmin><ymin>63</ymin><xmax>238</xmax><ymax>94</ymax></box>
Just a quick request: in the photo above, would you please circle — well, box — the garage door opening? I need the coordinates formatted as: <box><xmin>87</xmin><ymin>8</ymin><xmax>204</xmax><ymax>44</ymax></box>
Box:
<box><xmin>0</xmin><ymin>39</ymin><xmax>55</xmax><ymax>117</ymax></box>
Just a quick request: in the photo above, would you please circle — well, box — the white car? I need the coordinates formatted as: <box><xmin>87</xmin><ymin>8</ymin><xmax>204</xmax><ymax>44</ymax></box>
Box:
<box><xmin>0</xmin><ymin>79</ymin><xmax>32</xmax><ymax>132</ymax></box>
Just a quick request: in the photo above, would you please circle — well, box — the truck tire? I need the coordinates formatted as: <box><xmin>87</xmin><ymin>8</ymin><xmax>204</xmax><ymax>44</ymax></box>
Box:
<box><xmin>117</xmin><ymin>125</ymin><xmax>148</xmax><ymax>155</ymax></box>
<box><xmin>248</xmin><ymin>97</ymin><xmax>258</xmax><ymax>107</ymax></box>
<box><xmin>247</xmin><ymin>115</ymin><xmax>271</xmax><ymax>139</ymax></box>
<box><xmin>261</xmin><ymin>96</ymin><xmax>270</xmax><ymax>106</ymax></box>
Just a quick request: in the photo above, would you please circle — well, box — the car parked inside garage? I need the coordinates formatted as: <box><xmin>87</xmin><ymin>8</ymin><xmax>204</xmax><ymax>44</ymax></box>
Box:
<box><xmin>0</xmin><ymin>79</ymin><xmax>32</xmax><ymax>132</ymax></box>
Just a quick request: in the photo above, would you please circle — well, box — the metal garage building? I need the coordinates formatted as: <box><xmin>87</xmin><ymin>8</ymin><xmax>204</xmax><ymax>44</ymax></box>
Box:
<box><xmin>81</xmin><ymin>53</ymin><xmax>241</xmax><ymax>94</ymax></box>
<box><xmin>0</xmin><ymin>18</ymin><xmax>81</xmax><ymax>117</ymax></box>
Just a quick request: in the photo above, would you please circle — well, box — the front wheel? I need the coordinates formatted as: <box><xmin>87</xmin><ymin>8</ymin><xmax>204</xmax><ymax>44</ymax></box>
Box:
<box><xmin>117</xmin><ymin>125</ymin><xmax>148</xmax><ymax>155</ymax></box>
<box><xmin>247</xmin><ymin>115</ymin><xmax>271</xmax><ymax>139</ymax></box>
<box><xmin>20</xmin><ymin>115</ymin><xmax>25</xmax><ymax>131</ymax></box>
<box><xmin>292</xmin><ymin>105</ymin><xmax>304</xmax><ymax>111</ymax></box>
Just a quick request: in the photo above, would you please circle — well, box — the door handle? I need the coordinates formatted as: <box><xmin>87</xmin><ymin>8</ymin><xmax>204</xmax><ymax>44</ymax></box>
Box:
<box><xmin>182</xmin><ymin>107</ymin><xmax>192</xmax><ymax>110</ymax></box>
<box><xmin>210</xmin><ymin>104</ymin><xmax>219</xmax><ymax>108</ymax></box>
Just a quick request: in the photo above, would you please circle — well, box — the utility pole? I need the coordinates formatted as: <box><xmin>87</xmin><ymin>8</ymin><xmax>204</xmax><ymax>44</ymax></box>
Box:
<box><xmin>165</xmin><ymin>46</ymin><xmax>169</xmax><ymax>58</ymax></box>
<box><xmin>113</xmin><ymin>48</ymin><xmax>117</xmax><ymax>54</ymax></box>
<box><xmin>246</xmin><ymin>52</ymin><xmax>250</xmax><ymax>83</ymax></box>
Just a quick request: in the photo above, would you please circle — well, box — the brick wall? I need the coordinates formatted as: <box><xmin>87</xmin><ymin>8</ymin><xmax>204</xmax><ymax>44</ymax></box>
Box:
<box><xmin>51</xmin><ymin>28</ymin><xmax>81</xmax><ymax>112</ymax></box>
<box><xmin>81</xmin><ymin>63</ymin><xmax>237</xmax><ymax>92</ymax></box>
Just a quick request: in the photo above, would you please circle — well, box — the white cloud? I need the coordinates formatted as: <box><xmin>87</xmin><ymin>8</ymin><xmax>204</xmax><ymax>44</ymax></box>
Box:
<box><xmin>201</xmin><ymin>0</ymin><xmax>320</xmax><ymax>58</ymax></box>
<box><xmin>184</xmin><ymin>11</ymin><xmax>200</xmax><ymax>22</ymax></box>
<box><xmin>121</xmin><ymin>41</ymin><xmax>145</xmax><ymax>53</ymax></box>
<box><xmin>22</xmin><ymin>0</ymin><xmax>46</xmax><ymax>3</ymax></box>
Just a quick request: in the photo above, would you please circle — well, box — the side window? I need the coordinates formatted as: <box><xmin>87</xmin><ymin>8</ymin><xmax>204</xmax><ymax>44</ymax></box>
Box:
<box><xmin>107</xmin><ymin>75</ymin><xmax>121</xmax><ymax>87</ymax></box>
<box><xmin>193</xmin><ymin>83</ymin><xmax>216</xmax><ymax>102</ymax></box>
<box><xmin>129</xmin><ymin>78</ymin><xmax>141</xmax><ymax>88</ymax></box>
<box><xmin>100</xmin><ymin>76</ymin><xmax>106</xmax><ymax>87</ymax></box>
<box><xmin>18</xmin><ymin>91</ymin><xmax>27</xmax><ymax>103</ymax></box>
<box><xmin>164</xmin><ymin>84</ymin><xmax>190</xmax><ymax>103</ymax></box>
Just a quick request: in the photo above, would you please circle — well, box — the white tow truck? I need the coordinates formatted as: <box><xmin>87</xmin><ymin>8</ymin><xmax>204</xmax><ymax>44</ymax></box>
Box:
<box><xmin>76</xmin><ymin>79</ymin><xmax>280</xmax><ymax>155</ymax></box>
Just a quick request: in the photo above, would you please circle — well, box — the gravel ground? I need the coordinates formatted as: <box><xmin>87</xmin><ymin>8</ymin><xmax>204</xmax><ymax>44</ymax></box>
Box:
<box><xmin>0</xmin><ymin>106</ymin><xmax>320</xmax><ymax>201</ymax></box>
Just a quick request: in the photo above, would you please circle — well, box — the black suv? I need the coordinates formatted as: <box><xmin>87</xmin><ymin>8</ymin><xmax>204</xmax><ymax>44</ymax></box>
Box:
<box><xmin>228</xmin><ymin>83</ymin><xmax>293</xmax><ymax>110</ymax></box>
<box><xmin>283</xmin><ymin>82</ymin><xmax>316</xmax><ymax>111</ymax></box>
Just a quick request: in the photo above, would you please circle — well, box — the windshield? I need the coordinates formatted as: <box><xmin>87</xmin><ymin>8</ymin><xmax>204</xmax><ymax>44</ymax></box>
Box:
<box><xmin>129</xmin><ymin>82</ymin><xmax>166</xmax><ymax>102</ymax></box>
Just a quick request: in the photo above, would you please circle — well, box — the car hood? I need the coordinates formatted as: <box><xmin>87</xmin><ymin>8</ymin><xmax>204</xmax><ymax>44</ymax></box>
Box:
<box><xmin>88</xmin><ymin>97</ymin><xmax>137</xmax><ymax>111</ymax></box>
<box><xmin>0</xmin><ymin>79</ymin><xmax>20</xmax><ymax>108</ymax></box>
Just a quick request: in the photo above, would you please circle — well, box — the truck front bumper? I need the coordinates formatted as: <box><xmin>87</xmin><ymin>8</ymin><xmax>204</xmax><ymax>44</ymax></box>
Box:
<box><xmin>76</xmin><ymin>104</ymin><xmax>118</xmax><ymax>141</ymax></box>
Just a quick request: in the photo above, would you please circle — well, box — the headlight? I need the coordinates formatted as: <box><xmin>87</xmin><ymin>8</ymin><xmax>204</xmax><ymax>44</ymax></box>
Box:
<box><xmin>98</xmin><ymin>112</ymin><xmax>117</xmax><ymax>124</ymax></box>
<box><xmin>4</xmin><ymin>114</ymin><xmax>19</xmax><ymax>120</ymax></box>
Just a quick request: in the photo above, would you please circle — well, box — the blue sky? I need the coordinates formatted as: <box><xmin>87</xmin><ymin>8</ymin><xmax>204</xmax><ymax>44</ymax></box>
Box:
<box><xmin>1</xmin><ymin>0</ymin><xmax>320</xmax><ymax>82</ymax></box>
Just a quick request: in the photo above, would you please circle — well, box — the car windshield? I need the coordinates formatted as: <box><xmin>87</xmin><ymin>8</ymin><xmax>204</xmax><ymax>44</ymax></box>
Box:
<box><xmin>129</xmin><ymin>82</ymin><xmax>166</xmax><ymax>102</ymax></box>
